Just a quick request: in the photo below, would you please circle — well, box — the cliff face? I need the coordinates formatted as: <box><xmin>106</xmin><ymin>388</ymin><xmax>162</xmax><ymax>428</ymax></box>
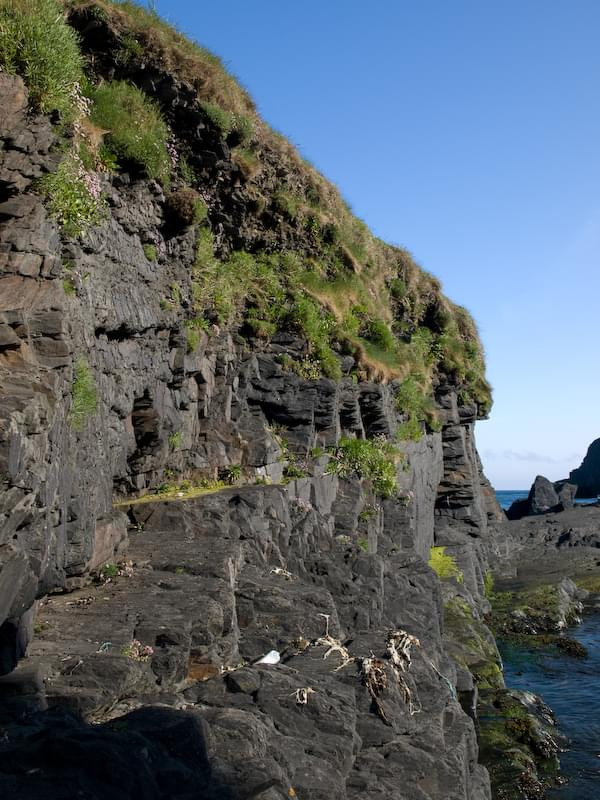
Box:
<box><xmin>0</xmin><ymin>5</ymin><xmax>502</xmax><ymax>798</ymax></box>
<box><xmin>570</xmin><ymin>438</ymin><xmax>600</xmax><ymax>498</ymax></box>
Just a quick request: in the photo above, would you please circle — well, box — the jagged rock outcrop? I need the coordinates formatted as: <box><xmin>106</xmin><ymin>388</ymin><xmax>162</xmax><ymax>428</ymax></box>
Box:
<box><xmin>570</xmin><ymin>437</ymin><xmax>600</xmax><ymax>498</ymax></box>
<box><xmin>506</xmin><ymin>475</ymin><xmax>578</xmax><ymax>520</ymax></box>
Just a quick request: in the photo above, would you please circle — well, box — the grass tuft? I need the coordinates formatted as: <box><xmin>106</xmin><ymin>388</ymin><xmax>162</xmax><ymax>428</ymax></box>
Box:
<box><xmin>89</xmin><ymin>80</ymin><xmax>172</xmax><ymax>183</ymax></box>
<box><xmin>37</xmin><ymin>153</ymin><xmax>105</xmax><ymax>236</ymax></box>
<box><xmin>0</xmin><ymin>0</ymin><xmax>84</xmax><ymax>121</ymax></box>
<box><xmin>70</xmin><ymin>357</ymin><xmax>98</xmax><ymax>430</ymax></box>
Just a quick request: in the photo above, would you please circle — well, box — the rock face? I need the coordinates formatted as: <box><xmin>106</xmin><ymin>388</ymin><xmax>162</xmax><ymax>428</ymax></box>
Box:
<box><xmin>0</xmin><ymin>25</ymin><xmax>504</xmax><ymax>800</ymax></box>
<box><xmin>570</xmin><ymin>437</ymin><xmax>600</xmax><ymax>498</ymax></box>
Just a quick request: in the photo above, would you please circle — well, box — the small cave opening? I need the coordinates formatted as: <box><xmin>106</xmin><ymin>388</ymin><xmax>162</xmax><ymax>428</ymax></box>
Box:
<box><xmin>131</xmin><ymin>391</ymin><xmax>161</xmax><ymax>455</ymax></box>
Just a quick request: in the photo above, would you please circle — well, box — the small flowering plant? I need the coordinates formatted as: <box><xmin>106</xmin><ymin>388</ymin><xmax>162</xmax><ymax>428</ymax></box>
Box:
<box><xmin>36</xmin><ymin>81</ymin><xmax>106</xmax><ymax>237</ymax></box>
<box><xmin>121</xmin><ymin>639</ymin><xmax>154</xmax><ymax>662</ymax></box>
<box><xmin>97</xmin><ymin>560</ymin><xmax>134</xmax><ymax>584</ymax></box>
<box><xmin>37</xmin><ymin>152</ymin><xmax>106</xmax><ymax>237</ymax></box>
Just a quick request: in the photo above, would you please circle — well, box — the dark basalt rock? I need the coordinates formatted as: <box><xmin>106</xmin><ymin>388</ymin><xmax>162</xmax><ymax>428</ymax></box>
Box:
<box><xmin>529</xmin><ymin>475</ymin><xmax>560</xmax><ymax>515</ymax></box>
<box><xmin>506</xmin><ymin>476</ymin><xmax>578</xmax><ymax>520</ymax></box>
<box><xmin>570</xmin><ymin>437</ymin><xmax>600</xmax><ymax>498</ymax></box>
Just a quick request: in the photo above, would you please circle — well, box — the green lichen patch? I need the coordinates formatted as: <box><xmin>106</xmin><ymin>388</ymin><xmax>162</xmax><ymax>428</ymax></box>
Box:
<box><xmin>487</xmin><ymin>581</ymin><xmax>581</xmax><ymax>637</ymax></box>
<box><xmin>429</xmin><ymin>546</ymin><xmax>464</xmax><ymax>583</ymax></box>
<box><xmin>477</xmin><ymin>688</ymin><xmax>561</xmax><ymax>800</ymax></box>
<box><xmin>443</xmin><ymin>594</ymin><xmax>503</xmax><ymax>689</ymax></box>
<box><xmin>574</xmin><ymin>573</ymin><xmax>600</xmax><ymax>594</ymax></box>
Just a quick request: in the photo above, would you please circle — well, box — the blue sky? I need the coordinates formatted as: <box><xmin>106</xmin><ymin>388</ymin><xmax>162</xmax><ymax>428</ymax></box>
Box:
<box><xmin>157</xmin><ymin>0</ymin><xmax>599</xmax><ymax>489</ymax></box>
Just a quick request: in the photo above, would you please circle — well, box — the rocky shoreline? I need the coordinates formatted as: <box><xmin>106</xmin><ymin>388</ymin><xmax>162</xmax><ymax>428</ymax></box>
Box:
<box><xmin>1</xmin><ymin>4</ymin><xmax>600</xmax><ymax>798</ymax></box>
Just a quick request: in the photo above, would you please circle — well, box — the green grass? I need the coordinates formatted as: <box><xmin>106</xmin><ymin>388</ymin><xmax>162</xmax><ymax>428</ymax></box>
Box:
<box><xmin>428</xmin><ymin>546</ymin><xmax>464</xmax><ymax>582</ymax></box>
<box><xmin>222</xmin><ymin>464</ymin><xmax>242</xmax><ymax>484</ymax></box>
<box><xmin>395</xmin><ymin>374</ymin><xmax>438</xmax><ymax>441</ymax></box>
<box><xmin>143</xmin><ymin>243</ymin><xmax>157</xmax><ymax>261</ymax></box>
<box><xmin>62</xmin><ymin>277</ymin><xmax>76</xmax><ymax>296</ymax></box>
<box><xmin>168</xmin><ymin>431</ymin><xmax>183</xmax><ymax>450</ymax></box>
<box><xmin>327</xmin><ymin>436</ymin><xmax>401</xmax><ymax>498</ymax></box>
<box><xmin>89</xmin><ymin>80</ymin><xmax>172</xmax><ymax>183</ymax></box>
<box><xmin>272</xmin><ymin>189</ymin><xmax>300</xmax><ymax>220</ymax></box>
<box><xmin>0</xmin><ymin>0</ymin><xmax>84</xmax><ymax>121</ymax></box>
<box><xmin>200</xmin><ymin>101</ymin><xmax>253</xmax><ymax>145</ymax></box>
<box><xmin>114</xmin><ymin>478</ymin><xmax>227</xmax><ymax>507</ymax></box>
<box><xmin>364</xmin><ymin>317</ymin><xmax>396</xmax><ymax>352</ymax></box>
<box><xmin>70</xmin><ymin>357</ymin><xmax>98</xmax><ymax>430</ymax></box>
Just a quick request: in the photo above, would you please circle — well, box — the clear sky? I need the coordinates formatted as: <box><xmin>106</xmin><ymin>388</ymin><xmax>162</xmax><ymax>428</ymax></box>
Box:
<box><xmin>153</xmin><ymin>0</ymin><xmax>599</xmax><ymax>489</ymax></box>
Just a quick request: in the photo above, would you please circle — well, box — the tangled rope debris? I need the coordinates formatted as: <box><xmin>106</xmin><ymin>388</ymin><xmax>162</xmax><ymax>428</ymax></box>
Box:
<box><xmin>310</xmin><ymin>616</ymin><xmax>446</xmax><ymax>722</ymax></box>
<box><xmin>315</xmin><ymin>614</ymin><xmax>354</xmax><ymax>670</ymax></box>
<box><xmin>290</xmin><ymin>687</ymin><xmax>316</xmax><ymax>705</ymax></box>
<box><xmin>361</xmin><ymin>656</ymin><xmax>391</xmax><ymax>723</ymax></box>
<box><xmin>270</xmin><ymin>566</ymin><xmax>294</xmax><ymax>580</ymax></box>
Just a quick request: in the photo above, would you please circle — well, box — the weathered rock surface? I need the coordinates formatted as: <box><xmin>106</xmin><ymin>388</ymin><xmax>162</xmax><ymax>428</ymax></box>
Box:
<box><xmin>1</xmin><ymin>479</ymin><xmax>492</xmax><ymax>799</ymax></box>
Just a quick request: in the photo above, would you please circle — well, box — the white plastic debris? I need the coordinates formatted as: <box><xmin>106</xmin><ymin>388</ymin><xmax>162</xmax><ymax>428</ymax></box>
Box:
<box><xmin>254</xmin><ymin>650</ymin><xmax>281</xmax><ymax>665</ymax></box>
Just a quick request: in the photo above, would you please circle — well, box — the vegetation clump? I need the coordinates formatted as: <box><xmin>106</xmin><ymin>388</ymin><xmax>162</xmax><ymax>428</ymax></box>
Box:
<box><xmin>70</xmin><ymin>357</ymin><xmax>98</xmax><ymax>430</ymax></box>
<box><xmin>200</xmin><ymin>101</ymin><xmax>253</xmax><ymax>145</ymax></box>
<box><xmin>89</xmin><ymin>80</ymin><xmax>172</xmax><ymax>183</ymax></box>
<box><xmin>428</xmin><ymin>546</ymin><xmax>463</xmax><ymax>582</ymax></box>
<box><xmin>326</xmin><ymin>436</ymin><xmax>400</xmax><ymax>498</ymax></box>
<box><xmin>395</xmin><ymin>374</ymin><xmax>438</xmax><ymax>441</ymax></box>
<box><xmin>166</xmin><ymin>187</ymin><xmax>207</xmax><ymax>226</ymax></box>
<box><xmin>37</xmin><ymin>153</ymin><xmax>105</xmax><ymax>236</ymax></box>
<box><xmin>0</xmin><ymin>0</ymin><xmax>84</xmax><ymax>121</ymax></box>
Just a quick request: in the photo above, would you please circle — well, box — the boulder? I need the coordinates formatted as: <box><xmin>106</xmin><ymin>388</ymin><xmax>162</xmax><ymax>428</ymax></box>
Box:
<box><xmin>529</xmin><ymin>475</ymin><xmax>559</xmax><ymax>515</ymax></box>
<box><xmin>556</xmin><ymin>481</ymin><xmax>577</xmax><ymax>510</ymax></box>
<box><xmin>506</xmin><ymin>475</ymin><xmax>569</xmax><ymax>520</ymax></box>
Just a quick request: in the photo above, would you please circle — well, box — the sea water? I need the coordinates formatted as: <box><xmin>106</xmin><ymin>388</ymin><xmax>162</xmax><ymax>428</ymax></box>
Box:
<box><xmin>493</xmin><ymin>489</ymin><xmax>600</xmax><ymax>798</ymax></box>
<box><xmin>500</xmin><ymin>613</ymin><xmax>600</xmax><ymax>799</ymax></box>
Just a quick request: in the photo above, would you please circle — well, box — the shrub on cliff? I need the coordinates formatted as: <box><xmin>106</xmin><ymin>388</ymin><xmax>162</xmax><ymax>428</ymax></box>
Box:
<box><xmin>327</xmin><ymin>436</ymin><xmax>401</xmax><ymax>498</ymax></box>
<box><xmin>0</xmin><ymin>0</ymin><xmax>84</xmax><ymax>120</ymax></box>
<box><xmin>89</xmin><ymin>80</ymin><xmax>172</xmax><ymax>183</ymax></box>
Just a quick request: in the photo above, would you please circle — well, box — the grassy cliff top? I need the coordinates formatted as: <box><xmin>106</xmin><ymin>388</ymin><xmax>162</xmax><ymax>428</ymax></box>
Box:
<box><xmin>0</xmin><ymin>0</ymin><xmax>492</xmax><ymax>420</ymax></box>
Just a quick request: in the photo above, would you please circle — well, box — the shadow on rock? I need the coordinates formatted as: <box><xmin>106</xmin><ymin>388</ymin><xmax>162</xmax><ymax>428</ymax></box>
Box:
<box><xmin>0</xmin><ymin>705</ymin><xmax>236</xmax><ymax>799</ymax></box>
